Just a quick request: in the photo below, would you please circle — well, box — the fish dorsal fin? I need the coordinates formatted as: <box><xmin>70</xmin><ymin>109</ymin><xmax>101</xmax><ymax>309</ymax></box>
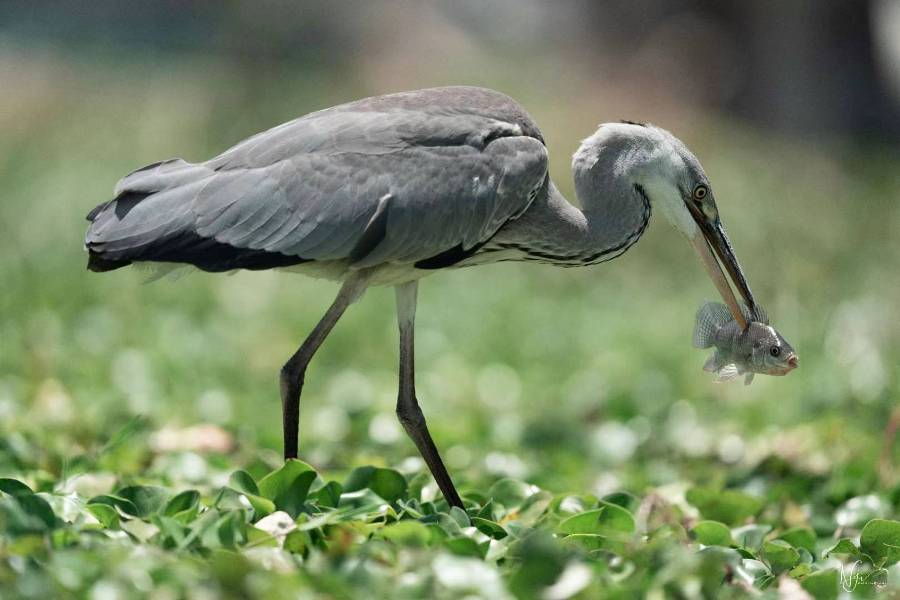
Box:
<box><xmin>693</xmin><ymin>302</ymin><xmax>732</xmax><ymax>348</ymax></box>
<box><xmin>742</xmin><ymin>303</ymin><xmax>768</xmax><ymax>325</ymax></box>
<box><xmin>744</xmin><ymin>372</ymin><xmax>755</xmax><ymax>385</ymax></box>
<box><xmin>715</xmin><ymin>364</ymin><xmax>739</xmax><ymax>382</ymax></box>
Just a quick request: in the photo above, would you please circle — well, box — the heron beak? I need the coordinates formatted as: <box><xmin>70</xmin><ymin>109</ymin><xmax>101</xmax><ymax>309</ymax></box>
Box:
<box><xmin>688</xmin><ymin>211</ymin><xmax>757</xmax><ymax>329</ymax></box>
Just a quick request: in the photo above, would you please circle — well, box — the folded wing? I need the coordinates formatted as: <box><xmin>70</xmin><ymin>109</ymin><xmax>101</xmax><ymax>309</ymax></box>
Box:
<box><xmin>85</xmin><ymin>86</ymin><xmax>549</xmax><ymax>273</ymax></box>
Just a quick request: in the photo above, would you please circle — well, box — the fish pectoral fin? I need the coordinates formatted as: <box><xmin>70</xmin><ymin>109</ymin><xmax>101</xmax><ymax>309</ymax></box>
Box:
<box><xmin>715</xmin><ymin>364</ymin><xmax>740</xmax><ymax>382</ymax></box>
<box><xmin>744</xmin><ymin>372</ymin><xmax>755</xmax><ymax>386</ymax></box>
<box><xmin>703</xmin><ymin>353</ymin><xmax>721</xmax><ymax>373</ymax></box>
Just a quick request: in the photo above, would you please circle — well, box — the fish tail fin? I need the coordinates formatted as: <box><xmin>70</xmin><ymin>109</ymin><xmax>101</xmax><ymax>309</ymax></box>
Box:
<box><xmin>693</xmin><ymin>301</ymin><xmax>732</xmax><ymax>348</ymax></box>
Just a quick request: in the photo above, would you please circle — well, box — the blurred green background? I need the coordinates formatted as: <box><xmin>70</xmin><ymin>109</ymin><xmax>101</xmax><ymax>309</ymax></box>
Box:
<box><xmin>2</xmin><ymin>0</ymin><xmax>898</xmax><ymax>488</ymax></box>
<box><xmin>0</xmin><ymin>2</ymin><xmax>898</xmax><ymax>595</ymax></box>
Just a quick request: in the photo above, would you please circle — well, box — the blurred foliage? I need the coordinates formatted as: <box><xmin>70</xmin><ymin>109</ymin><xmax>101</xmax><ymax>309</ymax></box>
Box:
<box><xmin>1</xmin><ymin>453</ymin><xmax>898</xmax><ymax>598</ymax></box>
<box><xmin>0</xmin><ymin>41</ymin><xmax>898</xmax><ymax>598</ymax></box>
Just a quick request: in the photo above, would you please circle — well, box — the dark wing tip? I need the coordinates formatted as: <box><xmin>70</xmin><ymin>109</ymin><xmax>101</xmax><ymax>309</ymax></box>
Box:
<box><xmin>86</xmin><ymin>201</ymin><xmax>110</xmax><ymax>222</ymax></box>
<box><xmin>415</xmin><ymin>243</ymin><xmax>484</xmax><ymax>269</ymax></box>
<box><xmin>87</xmin><ymin>250</ymin><xmax>132</xmax><ymax>272</ymax></box>
<box><xmin>619</xmin><ymin>119</ymin><xmax>647</xmax><ymax>127</ymax></box>
<box><xmin>86</xmin><ymin>190</ymin><xmax>152</xmax><ymax>223</ymax></box>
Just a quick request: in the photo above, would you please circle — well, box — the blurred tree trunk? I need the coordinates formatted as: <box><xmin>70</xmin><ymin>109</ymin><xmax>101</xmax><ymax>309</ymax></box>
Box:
<box><xmin>721</xmin><ymin>0</ymin><xmax>898</xmax><ymax>138</ymax></box>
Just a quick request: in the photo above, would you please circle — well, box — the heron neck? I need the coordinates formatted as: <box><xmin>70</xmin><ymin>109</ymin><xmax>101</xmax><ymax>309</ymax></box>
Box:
<box><xmin>490</xmin><ymin>178</ymin><xmax>651</xmax><ymax>267</ymax></box>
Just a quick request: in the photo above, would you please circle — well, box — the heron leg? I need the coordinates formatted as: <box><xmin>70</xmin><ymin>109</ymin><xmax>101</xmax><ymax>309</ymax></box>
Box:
<box><xmin>280</xmin><ymin>274</ymin><xmax>369</xmax><ymax>460</ymax></box>
<box><xmin>394</xmin><ymin>281</ymin><xmax>464</xmax><ymax>509</ymax></box>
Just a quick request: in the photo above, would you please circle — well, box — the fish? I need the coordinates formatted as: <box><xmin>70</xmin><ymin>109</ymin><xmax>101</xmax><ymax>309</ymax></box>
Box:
<box><xmin>692</xmin><ymin>302</ymin><xmax>798</xmax><ymax>385</ymax></box>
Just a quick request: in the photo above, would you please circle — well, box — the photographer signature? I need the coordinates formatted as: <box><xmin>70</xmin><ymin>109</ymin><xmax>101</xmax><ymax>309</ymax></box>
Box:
<box><xmin>839</xmin><ymin>560</ymin><xmax>888</xmax><ymax>592</ymax></box>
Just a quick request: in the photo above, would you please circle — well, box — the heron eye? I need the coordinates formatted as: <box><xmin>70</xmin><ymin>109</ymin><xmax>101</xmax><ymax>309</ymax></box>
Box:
<box><xmin>692</xmin><ymin>184</ymin><xmax>708</xmax><ymax>201</ymax></box>
<box><xmin>769</xmin><ymin>346</ymin><xmax>781</xmax><ymax>357</ymax></box>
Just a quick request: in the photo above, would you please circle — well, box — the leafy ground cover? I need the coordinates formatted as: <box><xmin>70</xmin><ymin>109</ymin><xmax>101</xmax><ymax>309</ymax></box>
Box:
<box><xmin>1</xmin><ymin>50</ymin><xmax>898</xmax><ymax>598</ymax></box>
<box><xmin>1</xmin><ymin>420</ymin><xmax>898</xmax><ymax>598</ymax></box>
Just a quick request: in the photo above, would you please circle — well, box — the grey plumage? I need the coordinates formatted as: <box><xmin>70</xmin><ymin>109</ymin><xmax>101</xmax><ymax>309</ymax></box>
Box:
<box><xmin>86</xmin><ymin>87</ymin><xmax>549</xmax><ymax>274</ymax></box>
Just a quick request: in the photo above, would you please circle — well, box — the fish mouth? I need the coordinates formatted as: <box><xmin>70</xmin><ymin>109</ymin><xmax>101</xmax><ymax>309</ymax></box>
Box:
<box><xmin>767</xmin><ymin>353</ymin><xmax>799</xmax><ymax>376</ymax></box>
<box><xmin>688</xmin><ymin>209</ymin><xmax>758</xmax><ymax>329</ymax></box>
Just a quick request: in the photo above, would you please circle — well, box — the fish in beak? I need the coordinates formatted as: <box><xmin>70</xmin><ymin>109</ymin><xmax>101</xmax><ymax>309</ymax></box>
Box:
<box><xmin>687</xmin><ymin>208</ymin><xmax>758</xmax><ymax>330</ymax></box>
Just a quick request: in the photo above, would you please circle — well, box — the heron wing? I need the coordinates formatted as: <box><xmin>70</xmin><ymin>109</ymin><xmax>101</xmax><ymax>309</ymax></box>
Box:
<box><xmin>86</xmin><ymin>87</ymin><xmax>549</xmax><ymax>271</ymax></box>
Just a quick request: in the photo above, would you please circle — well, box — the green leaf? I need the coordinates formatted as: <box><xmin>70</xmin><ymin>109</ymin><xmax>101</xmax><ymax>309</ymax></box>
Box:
<box><xmin>375</xmin><ymin>520</ymin><xmax>431</xmax><ymax>547</ymax></box>
<box><xmin>216</xmin><ymin>511</ymin><xmax>246</xmax><ymax>549</ymax></box>
<box><xmin>761</xmin><ymin>540</ymin><xmax>800</xmax><ymax>575</ymax></box>
<box><xmin>279</xmin><ymin>472</ymin><xmax>317</xmax><ymax>517</ymax></box>
<box><xmin>116</xmin><ymin>485</ymin><xmax>170</xmax><ymax>517</ymax></box>
<box><xmin>218</xmin><ymin>486</ymin><xmax>274</xmax><ymax>520</ymax></box>
<box><xmin>471</xmin><ymin>517</ymin><xmax>507</xmax><ymax>540</ymax></box>
<box><xmin>228</xmin><ymin>471</ymin><xmax>260</xmax><ymax>496</ymax></box>
<box><xmin>507</xmin><ymin>531</ymin><xmax>569</xmax><ymax>597</ymax></box>
<box><xmin>120</xmin><ymin>518</ymin><xmax>159</xmax><ymax>542</ymax></box>
<box><xmin>560</xmin><ymin>533</ymin><xmax>611</xmax><ymax>553</ymax></box>
<box><xmin>425</xmin><ymin>523</ymin><xmax>449</xmax><ymax>542</ymax></box>
<box><xmin>0</xmin><ymin>478</ymin><xmax>33</xmax><ymax>497</ymax></box>
<box><xmin>258</xmin><ymin>460</ymin><xmax>315</xmax><ymax>501</ymax></box>
<box><xmin>778</xmin><ymin>527</ymin><xmax>817</xmax><ymax>555</ymax></box>
<box><xmin>859</xmin><ymin>518</ymin><xmax>900</xmax><ymax>567</ymax></box>
<box><xmin>428</xmin><ymin>512</ymin><xmax>464</xmax><ymax>537</ymax></box>
<box><xmin>314</xmin><ymin>481</ymin><xmax>342</xmax><ymax>508</ymax></box>
<box><xmin>557</xmin><ymin>502</ymin><xmax>635</xmax><ymax>538</ymax></box>
<box><xmin>552</xmin><ymin>494</ymin><xmax>594</xmax><ymax>516</ymax></box>
<box><xmin>87</xmin><ymin>495</ymin><xmax>140</xmax><ymax>519</ymax></box>
<box><xmin>800</xmin><ymin>569</ymin><xmax>838</xmax><ymax>600</ymax></box>
<box><xmin>86</xmin><ymin>503</ymin><xmax>119</xmax><ymax>529</ymax></box>
<box><xmin>258</xmin><ymin>460</ymin><xmax>317</xmax><ymax>515</ymax></box>
<box><xmin>337</xmin><ymin>487</ymin><xmax>387</xmax><ymax>509</ymax></box>
<box><xmin>245</xmin><ymin>524</ymin><xmax>279</xmax><ymax>548</ymax></box>
<box><xmin>406</xmin><ymin>472</ymin><xmax>431</xmax><ymax>502</ymax></box>
<box><xmin>179</xmin><ymin>510</ymin><xmax>222</xmax><ymax>550</ymax></box>
<box><xmin>476</xmin><ymin>500</ymin><xmax>495</xmax><ymax>520</ymax></box>
<box><xmin>825</xmin><ymin>538</ymin><xmax>860</xmax><ymax>557</ymax></box>
<box><xmin>487</xmin><ymin>479</ymin><xmax>534</xmax><ymax>508</ymax></box>
<box><xmin>697</xmin><ymin>546</ymin><xmax>744</xmax><ymax>591</ymax></box>
<box><xmin>448</xmin><ymin>506</ymin><xmax>470</xmax><ymax>528</ymax></box>
<box><xmin>686</xmin><ymin>487</ymin><xmax>762</xmax><ymax>526</ymax></box>
<box><xmin>283</xmin><ymin>529</ymin><xmax>310</xmax><ymax>554</ymax></box>
<box><xmin>154</xmin><ymin>515</ymin><xmax>189</xmax><ymax>548</ymax></box>
<box><xmin>692</xmin><ymin>520</ymin><xmax>734</xmax><ymax>546</ymax></box>
<box><xmin>1</xmin><ymin>494</ymin><xmax>57</xmax><ymax>533</ymax></box>
<box><xmin>163</xmin><ymin>490</ymin><xmax>200</xmax><ymax>518</ymax></box>
<box><xmin>443</xmin><ymin>536</ymin><xmax>486</xmax><ymax>558</ymax></box>
<box><xmin>343</xmin><ymin>466</ymin><xmax>407</xmax><ymax>503</ymax></box>
<box><xmin>731</xmin><ymin>524</ymin><xmax>771</xmax><ymax>551</ymax></box>
<box><xmin>516</xmin><ymin>491</ymin><xmax>553</xmax><ymax>527</ymax></box>
<box><xmin>602</xmin><ymin>491</ymin><xmax>639</xmax><ymax>513</ymax></box>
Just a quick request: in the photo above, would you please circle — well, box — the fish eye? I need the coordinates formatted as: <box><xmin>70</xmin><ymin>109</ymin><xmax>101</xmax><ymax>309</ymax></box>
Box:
<box><xmin>769</xmin><ymin>346</ymin><xmax>781</xmax><ymax>357</ymax></box>
<box><xmin>692</xmin><ymin>184</ymin><xmax>708</xmax><ymax>201</ymax></box>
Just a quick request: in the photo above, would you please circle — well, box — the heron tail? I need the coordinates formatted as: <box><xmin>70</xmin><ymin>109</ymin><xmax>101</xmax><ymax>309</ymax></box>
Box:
<box><xmin>85</xmin><ymin>158</ymin><xmax>308</xmax><ymax>273</ymax></box>
<box><xmin>84</xmin><ymin>159</ymin><xmax>211</xmax><ymax>272</ymax></box>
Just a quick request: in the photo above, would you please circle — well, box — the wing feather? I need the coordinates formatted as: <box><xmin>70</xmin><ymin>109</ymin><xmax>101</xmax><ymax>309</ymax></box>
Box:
<box><xmin>87</xmin><ymin>86</ymin><xmax>548</xmax><ymax>272</ymax></box>
<box><xmin>193</xmin><ymin>120</ymin><xmax>547</xmax><ymax>266</ymax></box>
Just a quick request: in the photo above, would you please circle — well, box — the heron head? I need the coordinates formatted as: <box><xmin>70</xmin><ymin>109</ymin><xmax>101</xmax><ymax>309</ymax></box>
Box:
<box><xmin>586</xmin><ymin>122</ymin><xmax>759</xmax><ymax>326</ymax></box>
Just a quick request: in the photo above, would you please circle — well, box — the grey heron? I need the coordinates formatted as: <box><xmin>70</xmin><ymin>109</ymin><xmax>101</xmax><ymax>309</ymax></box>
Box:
<box><xmin>85</xmin><ymin>86</ymin><xmax>760</xmax><ymax>509</ymax></box>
